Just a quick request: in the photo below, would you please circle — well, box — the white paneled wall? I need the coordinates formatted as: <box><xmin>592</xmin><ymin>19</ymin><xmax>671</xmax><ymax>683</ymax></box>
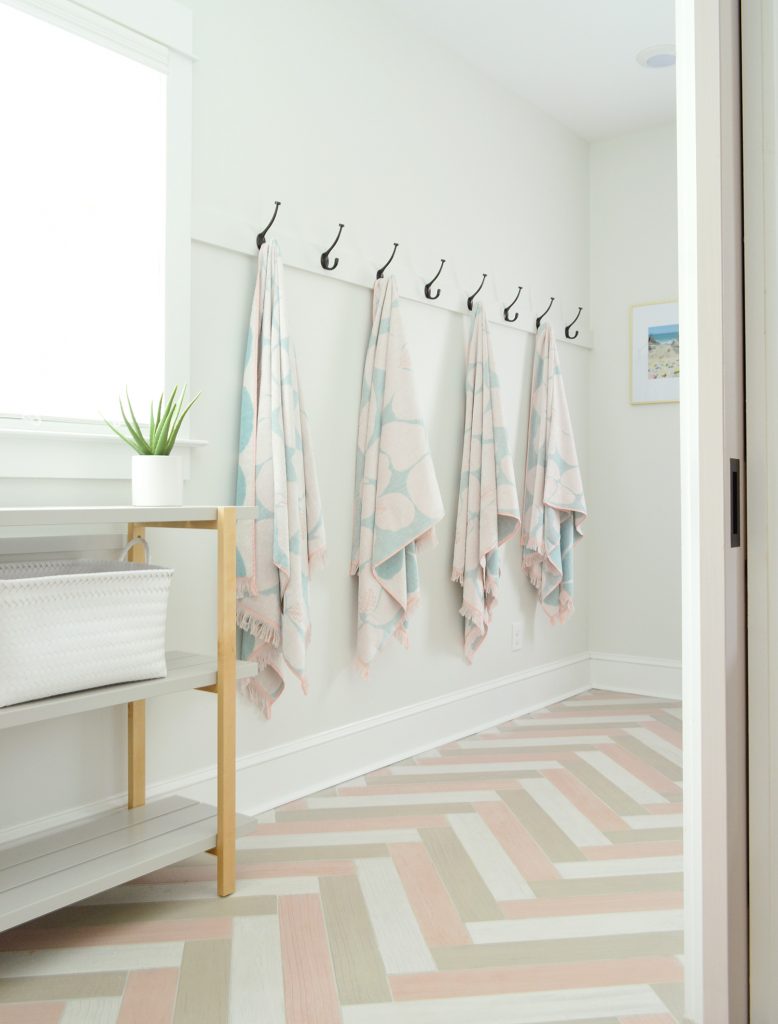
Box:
<box><xmin>0</xmin><ymin>3</ymin><xmax>683</xmax><ymax>838</ymax></box>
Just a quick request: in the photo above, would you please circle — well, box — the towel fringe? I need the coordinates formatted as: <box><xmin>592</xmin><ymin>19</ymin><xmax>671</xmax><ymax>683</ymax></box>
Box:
<box><xmin>237</xmin><ymin>608</ymin><xmax>281</xmax><ymax>649</ymax></box>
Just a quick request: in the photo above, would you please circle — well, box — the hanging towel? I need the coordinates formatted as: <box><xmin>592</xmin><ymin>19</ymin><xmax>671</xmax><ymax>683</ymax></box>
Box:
<box><xmin>452</xmin><ymin>304</ymin><xmax>521</xmax><ymax>662</ymax></box>
<box><xmin>521</xmin><ymin>323</ymin><xmax>587</xmax><ymax>623</ymax></box>
<box><xmin>350</xmin><ymin>276</ymin><xmax>444</xmax><ymax>677</ymax></box>
<box><xmin>236</xmin><ymin>240</ymin><xmax>326</xmax><ymax>716</ymax></box>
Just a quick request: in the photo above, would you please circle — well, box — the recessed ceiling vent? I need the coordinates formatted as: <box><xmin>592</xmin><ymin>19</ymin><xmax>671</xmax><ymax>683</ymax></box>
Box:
<box><xmin>636</xmin><ymin>45</ymin><xmax>676</xmax><ymax>69</ymax></box>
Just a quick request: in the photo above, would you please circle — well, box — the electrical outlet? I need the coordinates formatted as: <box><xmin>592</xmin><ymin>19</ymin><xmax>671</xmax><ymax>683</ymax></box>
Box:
<box><xmin>511</xmin><ymin>620</ymin><xmax>523</xmax><ymax>652</ymax></box>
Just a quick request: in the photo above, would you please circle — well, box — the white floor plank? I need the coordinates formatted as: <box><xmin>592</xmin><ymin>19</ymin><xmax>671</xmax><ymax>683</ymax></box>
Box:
<box><xmin>356</xmin><ymin>858</ymin><xmax>436</xmax><ymax>974</ymax></box>
<box><xmin>390</xmin><ymin>763</ymin><xmax>558</xmax><ymax>777</ymax></box>
<box><xmin>0</xmin><ymin>943</ymin><xmax>183</xmax><ymax>977</ymax></box>
<box><xmin>229</xmin><ymin>915</ymin><xmax>285</xmax><ymax>1024</ymax></box>
<box><xmin>626</xmin><ymin>728</ymin><xmax>683</xmax><ymax>765</ymax></box>
<box><xmin>557</xmin><ymin>856</ymin><xmax>684</xmax><ymax>879</ymax></box>
<box><xmin>60</xmin><ymin>998</ymin><xmax>122</xmax><ymax>1024</ymax></box>
<box><xmin>577</xmin><ymin>751</ymin><xmax>667</xmax><ymax>805</ymax></box>
<box><xmin>505</xmin><ymin>715</ymin><xmax>655</xmax><ymax>727</ymax></box>
<box><xmin>521</xmin><ymin>778</ymin><xmax>610</xmax><ymax>847</ymax></box>
<box><xmin>447</xmin><ymin>814</ymin><xmax>535</xmax><ymax>901</ymax></box>
<box><xmin>455</xmin><ymin>736</ymin><xmax>614</xmax><ymax>749</ymax></box>
<box><xmin>341</xmin><ymin>984</ymin><xmax>667</xmax><ymax>1023</ymax></box>
<box><xmin>468</xmin><ymin>909</ymin><xmax>684</xmax><ymax>943</ymax></box>
<box><xmin>624</xmin><ymin>814</ymin><xmax>683</xmax><ymax>830</ymax></box>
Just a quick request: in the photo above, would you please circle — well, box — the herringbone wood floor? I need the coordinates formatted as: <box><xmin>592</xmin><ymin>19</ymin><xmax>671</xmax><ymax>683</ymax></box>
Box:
<box><xmin>0</xmin><ymin>689</ymin><xmax>683</xmax><ymax>1023</ymax></box>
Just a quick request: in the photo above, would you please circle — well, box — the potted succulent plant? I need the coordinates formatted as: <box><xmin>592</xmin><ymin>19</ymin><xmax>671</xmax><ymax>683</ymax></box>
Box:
<box><xmin>105</xmin><ymin>386</ymin><xmax>199</xmax><ymax>506</ymax></box>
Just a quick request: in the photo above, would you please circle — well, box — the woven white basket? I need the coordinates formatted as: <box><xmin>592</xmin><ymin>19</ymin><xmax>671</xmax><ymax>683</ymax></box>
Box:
<box><xmin>0</xmin><ymin>539</ymin><xmax>173</xmax><ymax>708</ymax></box>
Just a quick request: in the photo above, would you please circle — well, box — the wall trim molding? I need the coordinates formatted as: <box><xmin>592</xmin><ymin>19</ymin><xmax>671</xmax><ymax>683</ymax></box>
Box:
<box><xmin>589</xmin><ymin>650</ymin><xmax>682</xmax><ymax>699</ymax></box>
<box><xmin>0</xmin><ymin>652</ymin><xmax>590</xmax><ymax>847</ymax></box>
<box><xmin>0</xmin><ymin>649</ymin><xmax>682</xmax><ymax>848</ymax></box>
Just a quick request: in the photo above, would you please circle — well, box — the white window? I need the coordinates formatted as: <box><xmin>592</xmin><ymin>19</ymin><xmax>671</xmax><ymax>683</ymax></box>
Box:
<box><xmin>0</xmin><ymin>0</ymin><xmax>193</xmax><ymax>478</ymax></box>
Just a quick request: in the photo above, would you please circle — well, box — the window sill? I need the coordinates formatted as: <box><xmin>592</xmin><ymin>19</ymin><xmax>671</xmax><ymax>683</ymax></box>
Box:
<box><xmin>0</xmin><ymin>426</ymin><xmax>207</xmax><ymax>480</ymax></box>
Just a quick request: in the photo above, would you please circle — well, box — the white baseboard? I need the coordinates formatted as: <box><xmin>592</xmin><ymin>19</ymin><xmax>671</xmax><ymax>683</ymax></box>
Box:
<box><xmin>589</xmin><ymin>651</ymin><xmax>682</xmax><ymax>699</ymax></box>
<box><xmin>0</xmin><ymin>652</ymin><xmax>590</xmax><ymax>846</ymax></box>
<box><xmin>177</xmin><ymin>652</ymin><xmax>591</xmax><ymax>817</ymax></box>
<box><xmin>0</xmin><ymin>649</ymin><xmax>681</xmax><ymax>848</ymax></box>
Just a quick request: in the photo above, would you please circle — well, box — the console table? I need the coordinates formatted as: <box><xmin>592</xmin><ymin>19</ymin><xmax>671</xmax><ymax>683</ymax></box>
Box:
<box><xmin>0</xmin><ymin>505</ymin><xmax>257</xmax><ymax>932</ymax></box>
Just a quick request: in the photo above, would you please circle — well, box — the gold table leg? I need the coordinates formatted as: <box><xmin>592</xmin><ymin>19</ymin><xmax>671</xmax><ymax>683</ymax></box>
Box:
<box><xmin>126</xmin><ymin>524</ymin><xmax>147</xmax><ymax>809</ymax></box>
<box><xmin>216</xmin><ymin>507</ymin><xmax>237</xmax><ymax>896</ymax></box>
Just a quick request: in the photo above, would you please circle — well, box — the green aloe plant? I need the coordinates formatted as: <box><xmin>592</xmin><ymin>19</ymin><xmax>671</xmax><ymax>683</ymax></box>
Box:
<box><xmin>104</xmin><ymin>386</ymin><xmax>200</xmax><ymax>456</ymax></box>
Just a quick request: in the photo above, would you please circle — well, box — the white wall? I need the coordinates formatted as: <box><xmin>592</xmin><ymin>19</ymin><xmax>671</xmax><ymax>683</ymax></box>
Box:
<box><xmin>587</xmin><ymin>123</ymin><xmax>681</xmax><ymax>665</ymax></box>
<box><xmin>0</xmin><ymin>0</ymin><xmax>594</xmax><ymax>836</ymax></box>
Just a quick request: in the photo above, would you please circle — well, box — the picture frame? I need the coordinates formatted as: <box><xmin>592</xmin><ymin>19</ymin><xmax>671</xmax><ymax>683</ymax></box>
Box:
<box><xmin>630</xmin><ymin>300</ymin><xmax>680</xmax><ymax>404</ymax></box>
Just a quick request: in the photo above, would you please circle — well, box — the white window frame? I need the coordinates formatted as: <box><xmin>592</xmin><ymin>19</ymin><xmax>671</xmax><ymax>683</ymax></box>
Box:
<box><xmin>0</xmin><ymin>0</ymin><xmax>198</xmax><ymax>480</ymax></box>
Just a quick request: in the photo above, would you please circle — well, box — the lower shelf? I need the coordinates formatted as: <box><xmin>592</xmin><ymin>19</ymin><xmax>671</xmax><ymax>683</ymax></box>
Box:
<box><xmin>0</xmin><ymin>795</ymin><xmax>255</xmax><ymax>933</ymax></box>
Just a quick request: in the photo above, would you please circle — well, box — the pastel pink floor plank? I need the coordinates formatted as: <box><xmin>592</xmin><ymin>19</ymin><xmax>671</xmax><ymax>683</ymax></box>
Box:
<box><xmin>389</xmin><ymin>956</ymin><xmax>683</xmax><ymax>1000</ymax></box>
<box><xmin>0</xmin><ymin>918</ymin><xmax>231</xmax><ymax>952</ymax></box>
<box><xmin>344</xmin><ymin>780</ymin><xmax>522</xmax><ymax>794</ymax></box>
<box><xmin>542</xmin><ymin>767</ymin><xmax>629</xmax><ymax>832</ymax></box>
<box><xmin>117</xmin><ymin>967</ymin><xmax>179</xmax><ymax>1024</ymax></box>
<box><xmin>602</xmin><ymin>745</ymin><xmax>683</xmax><ymax>799</ymax></box>
<box><xmin>619</xmin><ymin>1016</ymin><xmax>678</xmax><ymax>1023</ymax></box>
<box><xmin>389</xmin><ymin>842</ymin><xmax>471</xmax><ymax>947</ymax></box>
<box><xmin>134</xmin><ymin>860</ymin><xmax>355</xmax><ymax>884</ymax></box>
<box><xmin>644</xmin><ymin>803</ymin><xmax>684</xmax><ymax>815</ymax></box>
<box><xmin>581</xmin><ymin>841</ymin><xmax>683</xmax><ymax>860</ymax></box>
<box><xmin>536</xmin><ymin>709</ymin><xmax>659</xmax><ymax>719</ymax></box>
<box><xmin>643</xmin><ymin>722</ymin><xmax>683</xmax><ymax>748</ymax></box>
<box><xmin>415</xmin><ymin>751</ymin><xmax>575</xmax><ymax>765</ymax></box>
<box><xmin>279</xmin><ymin>894</ymin><xmax>340</xmax><ymax>1024</ymax></box>
<box><xmin>0</xmin><ymin>1005</ymin><xmax>65</xmax><ymax>1024</ymax></box>
<box><xmin>476</xmin><ymin>801</ymin><xmax>560</xmax><ymax>880</ymax></box>
<box><xmin>482</xmin><ymin>727</ymin><xmax>628</xmax><ymax>739</ymax></box>
<box><xmin>499</xmin><ymin>890</ymin><xmax>683</xmax><ymax>918</ymax></box>
<box><xmin>252</xmin><ymin>814</ymin><xmax>448</xmax><ymax>834</ymax></box>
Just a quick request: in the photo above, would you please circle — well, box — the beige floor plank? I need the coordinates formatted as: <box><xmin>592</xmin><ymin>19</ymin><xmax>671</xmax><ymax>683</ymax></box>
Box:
<box><xmin>172</xmin><ymin>939</ymin><xmax>231</xmax><ymax>1024</ymax></box>
<box><xmin>532</xmin><ymin>874</ymin><xmax>684</xmax><ymax>898</ymax></box>
<box><xmin>607</xmin><ymin>829</ymin><xmax>683</xmax><ymax>845</ymax></box>
<box><xmin>234</xmin><ymin>844</ymin><xmax>388</xmax><ymax>863</ymax></box>
<box><xmin>319</xmin><ymin>874</ymin><xmax>391</xmax><ymax>1005</ymax></box>
<box><xmin>562</xmin><ymin>759</ymin><xmax>648</xmax><ymax>817</ymax></box>
<box><xmin>0</xmin><ymin>972</ymin><xmax>127</xmax><ymax>1004</ymax></box>
<box><xmin>500</xmin><ymin>790</ymin><xmax>586</xmax><ymax>863</ymax></box>
<box><xmin>433</xmin><ymin>930</ymin><xmax>684</xmax><ymax>969</ymax></box>
<box><xmin>615</xmin><ymin>736</ymin><xmax>684</xmax><ymax>782</ymax></box>
<box><xmin>421</xmin><ymin>828</ymin><xmax>502</xmax><ymax>923</ymax></box>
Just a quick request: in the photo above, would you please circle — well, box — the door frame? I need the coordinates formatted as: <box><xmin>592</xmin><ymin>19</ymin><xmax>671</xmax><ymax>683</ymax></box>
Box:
<box><xmin>742</xmin><ymin>1</ymin><xmax>778</xmax><ymax>1020</ymax></box>
<box><xmin>677</xmin><ymin>0</ymin><xmax>749</xmax><ymax>1020</ymax></box>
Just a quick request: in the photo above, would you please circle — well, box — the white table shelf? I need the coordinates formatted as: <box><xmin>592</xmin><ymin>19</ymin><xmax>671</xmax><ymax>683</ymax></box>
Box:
<box><xmin>0</xmin><ymin>796</ymin><xmax>255</xmax><ymax>933</ymax></box>
<box><xmin>0</xmin><ymin>505</ymin><xmax>250</xmax><ymax>931</ymax></box>
<box><xmin>0</xmin><ymin>651</ymin><xmax>257</xmax><ymax>730</ymax></box>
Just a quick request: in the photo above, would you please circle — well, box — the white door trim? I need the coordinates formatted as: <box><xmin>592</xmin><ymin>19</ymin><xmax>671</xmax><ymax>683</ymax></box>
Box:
<box><xmin>677</xmin><ymin>0</ymin><xmax>749</xmax><ymax>1020</ymax></box>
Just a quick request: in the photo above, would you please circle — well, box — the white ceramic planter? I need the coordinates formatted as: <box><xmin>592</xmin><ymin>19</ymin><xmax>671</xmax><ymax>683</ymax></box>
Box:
<box><xmin>131</xmin><ymin>455</ymin><xmax>183</xmax><ymax>506</ymax></box>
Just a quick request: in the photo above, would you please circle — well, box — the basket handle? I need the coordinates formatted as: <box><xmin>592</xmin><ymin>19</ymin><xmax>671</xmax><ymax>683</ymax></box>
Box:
<box><xmin>119</xmin><ymin>537</ymin><xmax>151</xmax><ymax>563</ymax></box>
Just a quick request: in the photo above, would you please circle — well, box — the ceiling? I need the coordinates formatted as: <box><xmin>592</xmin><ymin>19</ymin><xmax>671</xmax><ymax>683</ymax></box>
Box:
<box><xmin>383</xmin><ymin>0</ymin><xmax>676</xmax><ymax>141</ymax></box>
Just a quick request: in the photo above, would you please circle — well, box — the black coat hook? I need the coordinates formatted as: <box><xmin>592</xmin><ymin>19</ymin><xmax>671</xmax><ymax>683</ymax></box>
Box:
<box><xmin>565</xmin><ymin>306</ymin><xmax>583</xmax><ymax>340</ymax></box>
<box><xmin>504</xmin><ymin>286</ymin><xmax>523</xmax><ymax>323</ymax></box>
<box><xmin>536</xmin><ymin>296</ymin><xmax>555</xmax><ymax>329</ymax></box>
<box><xmin>424</xmin><ymin>259</ymin><xmax>446</xmax><ymax>300</ymax></box>
<box><xmin>320</xmin><ymin>223</ymin><xmax>344</xmax><ymax>271</ymax></box>
<box><xmin>256</xmin><ymin>201</ymin><xmax>281</xmax><ymax>250</ymax></box>
<box><xmin>376</xmin><ymin>242</ymin><xmax>399</xmax><ymax>279</ymax></box>
<box><xmin>467</xmin><ymin>273</ymin><xmax>487</xmax><ymax>311</ymax></box>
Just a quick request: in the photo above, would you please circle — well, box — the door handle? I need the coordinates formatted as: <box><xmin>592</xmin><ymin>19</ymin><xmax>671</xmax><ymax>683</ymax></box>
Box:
<box><xmin>730</xmin><ymin>458</ymin><xmax>741</xmax><ymax>548</ymax></box>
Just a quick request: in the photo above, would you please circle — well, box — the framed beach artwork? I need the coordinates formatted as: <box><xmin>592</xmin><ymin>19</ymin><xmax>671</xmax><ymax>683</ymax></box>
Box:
<box><xmin>630</xmin><ymin>301</ymin><xmax>680</xmax><ymax>404</ymax></box>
